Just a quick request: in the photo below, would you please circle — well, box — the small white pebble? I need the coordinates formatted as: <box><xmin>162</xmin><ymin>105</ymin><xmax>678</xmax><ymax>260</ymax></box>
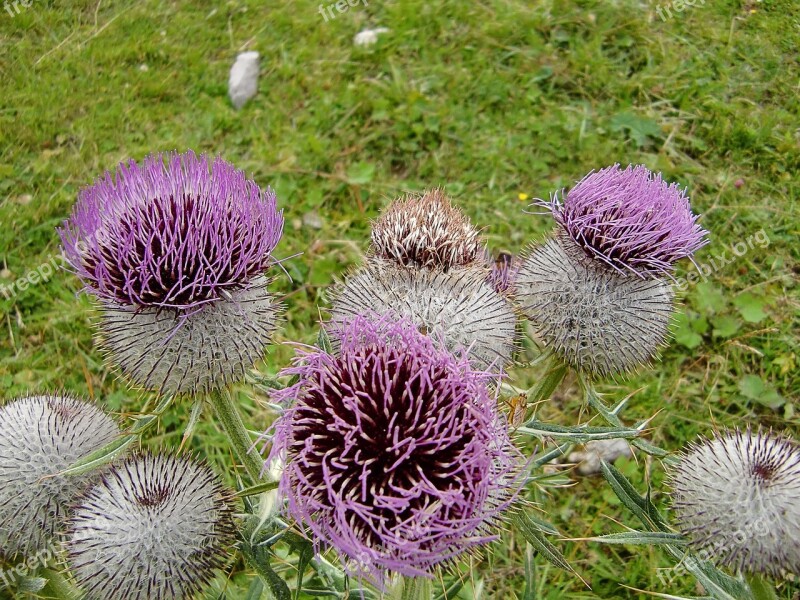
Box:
<box><xmin>354</xmin><ymin>27</ymin><xmax>389</xmax><ymax>47</ymax></box>
<box><xmin>568</xmin><ymin>439</ymin><xmax>634</xmax><ymax>476</ymax></box>
<box><xmin>228</xmin><ymin>51</ymin><xmax>260</xmax><ymax>109</ymax></box>
<box><xmin>302</xmin><ymin>211</ymin><xmax>324</xmax><ymax>230</ymax></box>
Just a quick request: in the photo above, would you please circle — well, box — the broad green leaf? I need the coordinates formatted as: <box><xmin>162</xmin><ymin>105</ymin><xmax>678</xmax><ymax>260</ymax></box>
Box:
<box><xmin>734</xmin><ymin>293</ymin><xmax>768</xmax><ymax>323</ymax></box>
<box><xmin>673</xmin><ymin>312</ymin><xmax>703</xmax><ymax>349</ymax></box>
<box><xmin>738</xmin><ymin>375</ymin><xmax>784</xmax><ymax>409</ymax></box>
<box><xmin>693</xmin><ymin>282</ymin><xmax>727</xmax><ymax>314</ymax></box>
<box><xmin>711</xmin><ymin>315</ymin><xmax>740</xmax><ymax>339</ymax></box>
<box><xmin>346</xmin><ymin>161</ymin><xmax>376</xmax><ymax>185</ymax></box>
<box><xmin>609</xmin><ymin>111</ymin><xmax>662</xmax><ymax>147</ymax></box>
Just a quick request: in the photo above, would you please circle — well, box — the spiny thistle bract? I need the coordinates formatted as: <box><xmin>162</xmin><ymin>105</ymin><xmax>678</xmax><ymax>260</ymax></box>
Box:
<box><xmin>542</xmin><ymin>164</ymin><xmax>708</xmax><ymax>279</ymax></box>
<box><xmin>330</xmin><ymin>259</ymin><xmax>517</xmax><ymax>371</ymax></box>
<box><xmin>267</xmin><ymin>316</ymin><xmax>522</xmax><ymax>581</ymax></box>
<box><xmin>59</xmin><ymin>150</ymin><xmax>284</xmax><ymax>395</ymax></box>
<box><xmin>66</xmin><ymin>453</ymin><xmax>236</xmax><ymax>600</ymax></box>
<box><xmin>0</xmin><ymin>394</ymin><xmax>119</xmax><ymax>558</ymax></box>
<box><xmin>515</xmin><ymin>233</ymin><xmax>674</xmax><ymax>377</ymax></box>
<box><xmin>370</xmin><ymin>189</ymin><xmax>484</xmax><ymax>269</ymax></box>
<box><xmin>668</xmin><ymin>429</ymin><xmax>800</xmax><ymax>576</ymax></box>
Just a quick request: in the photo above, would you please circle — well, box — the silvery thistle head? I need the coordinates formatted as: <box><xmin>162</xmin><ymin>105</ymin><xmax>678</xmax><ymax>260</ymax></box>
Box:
<box><xmin>59</xmin><ymin>150</ymin><xmax>284</xmax><ymax>395</ymax></box>
<box><xmin>669</xmin><ymin>429</ymin><xmax>800</xmax><ymax>576</ymax></box>
<box><xmin>515</xmin><ymin>164</ymin><xmax>709</xmax><ymax>377</ymax></box>
<box><xmin>332</xmin><ymin>190</ymin><xmax>517</xmax><ymax>371</ymax></box>
<box><xmin>267</xmin><ymin>316</ymin><xmax>522</xmax><ymax>581</ymax></box>
<box><xmin>0</xmin><ymin>394</ymin><xmax>119</xmax><ymax>558</ymax></box>
<box><xmin>66</xmin><ymin>453</ymin><xmax>236</xmax><ymax>600</ymax></box>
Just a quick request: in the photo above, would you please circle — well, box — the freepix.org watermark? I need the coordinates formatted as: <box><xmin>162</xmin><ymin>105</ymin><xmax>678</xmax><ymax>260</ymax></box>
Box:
<box><xmin>318</xmin><ymin>0</ymin><xmax>367</xmax><ymax>22</ymax></box>
<box><xmin>0</xmin><ymin>542</ymin><xmax>57</xmax><ymax>589</ymax></box>
<box><xmin>672</xmin><ymin>228</ymin><xmax>769</xmax><ymax>293</ymax></box>
<box><xmin>3</xmin><ymin>0</ymin><xmax>35</xmax><ymax>17</ymax></box>
<box><xmin>0</xmin><ymin>255</ymin><xmax>61</xmax><ymax>300</ymax></box>
<box><xmin>655</xmin><ymin>0</ymin><xmax>706</xmax><ymax>22</ymax></box>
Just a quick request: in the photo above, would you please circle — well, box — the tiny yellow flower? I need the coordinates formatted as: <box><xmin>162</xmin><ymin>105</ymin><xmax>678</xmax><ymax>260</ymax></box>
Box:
<box><xmin>517</xmin><ymin>192</ymin><xmax>529</xmax><ymax>201</ymax></box>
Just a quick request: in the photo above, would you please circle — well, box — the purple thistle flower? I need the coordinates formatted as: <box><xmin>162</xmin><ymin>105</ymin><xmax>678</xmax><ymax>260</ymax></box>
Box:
<box><xmin>543</xmin><ymin>164</ymin><xmax>708</xmax><ymax>278</ymax></box>
<box><xmin>60</xmin><ymin>150</ymin><xmax>283</xmax><ymax>310</ymax></box>
<box><xmin>486</xmin><ymin>252</ymin><xmax>518</xmax><ymax>294</ymax></box>
<box><xmin>58</xmin><ymin>151</ymin><xmax>284</xmax><ymax>394</ymax></box>
<box><xmin>266</xmin><ymin>316</ymin><xmax>522</xmax><ymax>581</ymax></box>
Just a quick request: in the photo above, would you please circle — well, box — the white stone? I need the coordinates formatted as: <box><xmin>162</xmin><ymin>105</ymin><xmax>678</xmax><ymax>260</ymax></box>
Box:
<box><xmin>354</xmin><ymin>27</ymin><xmax>389</xmax><ymax>47</ymax></box>
<box><xmin>568</xmin><ymin>438</ymin><xmax>634</xmax><ymax>476</ymax></box>
<box><xmin>229</xmin><ymin>51</ymin><xmax>260</xmax><ymax>109</ymax></box>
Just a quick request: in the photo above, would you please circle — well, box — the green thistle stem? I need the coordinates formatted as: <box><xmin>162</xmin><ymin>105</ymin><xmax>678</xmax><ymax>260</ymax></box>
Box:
<box><xmin>399</xmin><ymin>576</ymin><xmax>432</xmax><ymax>600</ymax></box>
<box><xmin>209</xmin><ymin>387</ymin><xmax>264</xmax><ymax>483</ymax></box>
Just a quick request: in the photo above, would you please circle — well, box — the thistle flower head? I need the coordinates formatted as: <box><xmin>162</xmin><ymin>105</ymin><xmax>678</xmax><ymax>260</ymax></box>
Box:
<box><xmin>60</xmin><ymin>150</ymin><xmax>283</xmax><ymax>310</ymax></box>
<box><xmin>0</xmin><ymin>394</ymin><xmax>119</xmax><ymax>558</ymax></box>
<box><xmin>370</xmin><ymin>189</ymin><xmax>484</xmax><ymax>269</ymax></box>
<box><xmin>543</xmin><ymin>164</ymin><xmax>708</xmax><ymax>278</ymax></box>
<box><xmin>514</xmin><ymin>233</ymin><xmax>674</xmax><ymax>377</ymax></box>
<box><xmin>67</xmin><ymin>453</ymin><xmax>236</xmax><ymax>600</ymax></box>
<box><xmin>268</xmin><ymin>316</ymin><xmax>522</xmax><ymax>580</ymax></box>
<box><xmin>486</xmin><ymin>252</ymin><xmax>518</xmax><ymax>294</ymax></box>
<box><xmin>58</xmin><ymin>151</ymin><xmax>284</xmax><ymax>394</ymax></box>
<box><xmin>668</xmin><ymin>429</ymin><xmax>800</xmax><ymax>576</ymax></box>
<box><xmin>331</xmin><ymin>259</ymin><xmax>517</xmax><ymax>372</ymax></box>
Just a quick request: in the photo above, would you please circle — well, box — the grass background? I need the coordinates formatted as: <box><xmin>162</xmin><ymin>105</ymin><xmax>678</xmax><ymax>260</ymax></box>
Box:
<box><xmin>0</xmin><ymin>0</ymin><xmax>798</xmax><ymax>598</ymax></box>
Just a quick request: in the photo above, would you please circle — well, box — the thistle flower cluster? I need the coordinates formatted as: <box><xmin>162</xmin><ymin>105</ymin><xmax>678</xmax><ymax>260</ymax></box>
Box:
<box><xmin>515</xmin><ymin>164</ymin><xmax>708</xmax><ymax>377</ymax></box>
<box><xmin>67</xmin><ymin>453</ymin><xmax>236</xmax><ymax>600</ymax></box>
<box><xmin>59</xmin><ymin>150</ymin><xmax>284</xmax><ymax>395</ymax></box>
<box><xmin>669</xmin><ymin>429</ymin><xmax>800</xmax><ymax>576</ymax></box>
<box><xmin>268</xmin><ymin>316</ymin><xmax>522</xmax><ymax>580</ymax></box>
<box><xmin>332</xmin><ymin>189</ymin><xmax>517</xmax><ymax>371</ymax></box>
<box><xmin>0</xmin><ymin>394</ymin><xmax>119</xmax><ymax>558</ymax></box>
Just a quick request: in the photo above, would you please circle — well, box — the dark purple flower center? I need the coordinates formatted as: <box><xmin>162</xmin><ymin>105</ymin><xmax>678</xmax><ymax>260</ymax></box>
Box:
<box><xmin>289</xmin><ymin>349</ymin><xmax>481</xmax><ymax>549</ymax></box>
<box><xmin>84</xmin><ymin>194</ymin><xmax>257</xmax><ymax>308</ymax></box>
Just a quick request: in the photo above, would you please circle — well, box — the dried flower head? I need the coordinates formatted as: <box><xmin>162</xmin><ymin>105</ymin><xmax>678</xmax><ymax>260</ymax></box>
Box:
<box><xmin>669</xmin><ymin>429</ymin><xmax>800</xmax><ymax>576</ymax></box>
<box><xmin>268</xmin><ymin>316</ymin><xmax>522</xmax><ymax>580</ymax></box>
<box><xmin>67</xmin><ymin>453</ymin><xmax>236</xmax><ymax>600</ymax></box>
<box><xmin>542</xmin><ymin>164</ymin><xmax>708</xmax><ymax>278</ymax></box>
<box><xmin>59</xmin><ymin>151</ymin><xmax>284</xmax><ymax>394</ymax></box>
<box><xmin>514</xmin><ymin>233</ymin><xmax>674</xmax><ymax>377</ymax></box>
<box><xmin>370</xmin><ymin>189</ymin><xmax>484</xmax><ymax>269</ymax></box>
<box><xmin>486</xmin><ymin>252</ymin><xmax>518</xmax><ymax>294</ymax></box>
<box><xmin>330</xmin><ymin>259</ymin><xmax>517</xmax><ymax>371</ymax></box>
<box><xmin>0</xmin><ymin>394</ymin><xmax>119</xmax><ymax>558</ymax></box>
